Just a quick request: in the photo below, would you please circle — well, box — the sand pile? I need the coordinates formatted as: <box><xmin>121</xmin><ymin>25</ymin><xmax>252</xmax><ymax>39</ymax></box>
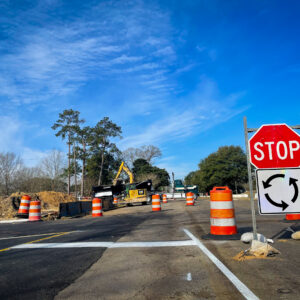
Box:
<box><xmin>234</xmin><ymin>241</ymin><xmax>280</xmax><ymax>261</ymax></box>
<box><xmin>0</xmin><ymin>191</ymin><xmax>76</xmax><ymax>219</ymax></box>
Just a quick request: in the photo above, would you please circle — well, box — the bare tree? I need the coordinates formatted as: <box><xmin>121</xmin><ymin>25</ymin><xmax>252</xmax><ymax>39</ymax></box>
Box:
<box><xmin>39</xmin><ymin>150</ymin><xmax>66</xmax><ymax>190</ymax></box>
<box><xmin>122</xmin><ymin>145</ymin><xmax>162</xmax><ymax>167</ymax></box>
<box><xmin>121</xmin><ymin>147</ymin><xmax>137</xmax><ymax>167</ymax></box>
<box><xmin>14</xmin><ymin>166</ymin><xmax>45</xmax><ymax>193</ymax></box>
<box><xmin>0</xmin><ymin>152</ymin><xmax>23</xmax><ymax>196</ymax></box>
<box><xmin>137</xmin><ymin>145</ymin><xmax>162</xmax><ymax>163</ymax></box>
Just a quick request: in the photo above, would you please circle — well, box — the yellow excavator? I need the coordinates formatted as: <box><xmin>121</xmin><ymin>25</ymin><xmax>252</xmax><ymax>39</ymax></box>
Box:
<box><xmin>113</xmin><ymin>161</ymin><xmax>134</xmax><ymax>185</ymax></box>
<box><xmin>113</xmin><ymin>161</ymin><xmax>152</xmax><ymax>205</ymax></box>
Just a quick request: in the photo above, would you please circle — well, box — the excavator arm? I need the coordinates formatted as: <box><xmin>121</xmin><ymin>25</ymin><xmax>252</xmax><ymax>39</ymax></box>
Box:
<box><xmin>113</xmin><ymin>161</ymin><xmax>134</xmax><ymax>184</ymax></box>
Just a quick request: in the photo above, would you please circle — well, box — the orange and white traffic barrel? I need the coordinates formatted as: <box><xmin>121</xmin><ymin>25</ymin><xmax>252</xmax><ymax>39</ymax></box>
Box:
<box><xmin>18</xmin><ymin>195</ymin><xmax>31</xmax><ymax>217</ymax></box>
<box><xmin>113</xmin><ymin>196</ymin><xmax>118</xmax><ymax>205</ymax></box>
<box><xmin>204</xmin><ymin>186</ymin><xmax>239</xmax><ymax>240</ymax></box>
<box><xmin>162</xmin><ymin>194</ymin><xmax>168</xmax><ymax>203</ymax></box>
<box><xmin>152</xmin><ymin>194</ymin><xmax>161</xmax><ymax>211</ymax></box>
<box><xmin>28</xmin><ymin>200</ymin><xmax>41</xmax><ymax>221</ymax></box>
<box><xmin>285</xmin><ymin>213</ymin><xmax>300</xmax><ymax>221</ymax></box>
<box><xmin>186</xmin><ymin>192</ymin><xmax>194</xmax><ymax>206</ymax></box>
<box><xmin>92</xmin><ymin>198</ymin><xmax>103</xmax><ymax>217</ymax></box>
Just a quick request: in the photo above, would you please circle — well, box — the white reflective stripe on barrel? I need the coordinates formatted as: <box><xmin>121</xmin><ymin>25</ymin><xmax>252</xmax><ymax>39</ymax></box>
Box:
<box><xmin>186</xmin><ymin>201</ymin><xmax>194</xmax><ymax>203</ymax></box>
<box><xmin>19</xmin><ymin>205</ymin><xmax>29</xmax><ymax>209</ymax></box>
<box><xmin>21</xmin><ymin>200</ymin><xmax>30</xmax><ymax>204</ymax></box>
<box><xmin>29</xmin><ymin>205</ymin><xmax>40</xmax><ymax>209</ymax></box>
<box><xmin>93</xmin><ymin>210</ymin><xmax>102</xmax><ymax>213</ymax></box>
<box><xmin>210</xmin><ymin>218</ymin><xmax>236</xmax><ymax>226</ymax></box>
<box><xmin>93</xmin><ymin>203</ymin><xmax>101</xmax><ymax>207</ymax></box>
<box><xmin>29</xmin><ymin>213</ymin><xmax>41</xmax><ymax>217</ymax></box>
<box><xmin>152</xmin><ymin>205</ymin><xmax>161</xmax><ymax>208</ymax></box>
<box><xmin>210</xmin><ymin>201</ymin><xmax>234</xmax><ymax>209</ymax></box>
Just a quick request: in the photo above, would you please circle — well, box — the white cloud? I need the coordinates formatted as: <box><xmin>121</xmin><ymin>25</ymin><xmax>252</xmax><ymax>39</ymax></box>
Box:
<box><xmin>0</xmin><ymin>116</ymin><xmax>23</xmax><ymax>151</ymax></box>
<box><xmin>119</xmin><ymin>78</ymin><xmax>248</xmax><ymax>149</ymax></box>
<box><xmin>21</xmin><ymin>147</ymin><xmax>49</xmax><ymax>167</ymax></box>
<box><xmin>0</xmin><ymin>1</ymin><xmax>179</xmax><ymax>106</ymax></box>
<box><xmin>0</xmin><ymin>115</ymin><xmax>62</xmax><ymax>167</ymax></box>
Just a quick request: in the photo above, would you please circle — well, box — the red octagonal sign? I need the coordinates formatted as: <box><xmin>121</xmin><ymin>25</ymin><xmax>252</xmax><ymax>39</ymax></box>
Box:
<box><xmin>249</xmin><ymin>124</ymin><xmax>300</xmax><ymax>169</ymax></box>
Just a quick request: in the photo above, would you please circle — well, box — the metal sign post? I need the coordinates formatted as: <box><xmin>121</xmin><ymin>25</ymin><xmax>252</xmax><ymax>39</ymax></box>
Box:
<box><xmin>243</xmin><ymin>117</ymin><xmax>258</xmax><ymax>240</ymax></box>
<box><xmin>243</xmin><ymin>118</ymin><xmax>300</xmax><ymax>239</ymax></box>
<box><xmin>172</xmin><ymin>172</ymin><xmax>175</xmax><ymax>200</ymax></box>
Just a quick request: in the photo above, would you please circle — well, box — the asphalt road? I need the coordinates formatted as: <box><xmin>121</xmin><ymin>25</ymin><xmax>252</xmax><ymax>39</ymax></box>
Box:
<box><xmin>1</xmin><ymin>199</ymin><xmax>300</xmax><ymax>299</ymax></box>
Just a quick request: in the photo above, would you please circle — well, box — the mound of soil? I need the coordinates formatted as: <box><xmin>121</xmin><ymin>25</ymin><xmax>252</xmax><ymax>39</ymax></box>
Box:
<box><xmin>0</xmin><ymin>196</ymin><xmax>16</xmax><ymax>219</ymax></box>
<box><xmin>37</xmin><ymin>191</ymin><xmax>75</xmax><ymax>210</ymax></box>
<box><xmin>0</xmin><ymin>191</ymin><xmax>76</xmax><ymax>219</ymax></box>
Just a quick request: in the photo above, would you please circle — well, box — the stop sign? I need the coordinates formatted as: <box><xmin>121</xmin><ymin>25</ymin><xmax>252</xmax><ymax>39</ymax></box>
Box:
<box><xmin>249</xmin><ymin>124</ymin><xmax>300</xmax><ymax>169</ymax></box>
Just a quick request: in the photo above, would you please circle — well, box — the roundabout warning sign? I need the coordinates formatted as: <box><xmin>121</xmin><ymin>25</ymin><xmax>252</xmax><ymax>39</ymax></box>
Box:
<box><xmin>256</xmin><ymin>168</ymin><xmax>300</xmax><ymax>214</ymax></box>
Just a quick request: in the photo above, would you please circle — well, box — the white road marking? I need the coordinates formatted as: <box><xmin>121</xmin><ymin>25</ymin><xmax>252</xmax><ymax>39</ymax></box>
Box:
<box><xmin>186</xmin><ymin>272</ymin><xmax>192</xmax><ymax>281</ymax></box>
<box><xmin>0</xmin><ymin>219</ymin><xmax>29</xmax><ymax>224</ymax></box>
<box><xmin>110</xmin><ymin>240</ymin><xmax>196</xmax><ymax>248</ymax></box>
<box><xmin>183</xmin><ymin>228</ymin><xmax>259</xmax><ymax>300</ymax></box>
<box><xmin>11</xmin><ymin>240</ymin><xmax>196</xmax><ymax>249</ymax></box>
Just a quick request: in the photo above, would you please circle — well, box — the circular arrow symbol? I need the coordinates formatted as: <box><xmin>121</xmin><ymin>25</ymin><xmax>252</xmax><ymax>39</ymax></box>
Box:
<box><xmin>262</xmin><ymin>174</ymin><xmax>285</xmax><ymax>189</ymax></box>
<box><xmin>263</xmin><ymin>173</ymin><xmax>299</xmax><ymax>210</ymax></box>
<box><xmin>264</xmin><ymin>193</ymin><xmax>289</xmax><ymax>211</ymax></box>
<box><xmin>289</xmin><ymin>177</ymin><xmax>298</xmax><ymax>203</ymax></box>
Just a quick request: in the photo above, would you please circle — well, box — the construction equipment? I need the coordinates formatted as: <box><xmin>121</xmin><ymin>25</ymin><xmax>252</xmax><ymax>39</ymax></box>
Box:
<box><xmin>113</xmin><ymin>161</ymin><xmax>134</xmax><ymax>185</ymax></box>
<box><xmin>174</xmin><ymin>179</ymin><xmax>199</xmax><ymax>195</ymax></box>
<box><xmin>114</xmin><ymin>161</ymin><xmax>151</xmax><ymax>205</ymax></box>
<box><xmin>93</xmin><ymin>162</ymin><xmax>152</xmax><ymax>205</ymax></box>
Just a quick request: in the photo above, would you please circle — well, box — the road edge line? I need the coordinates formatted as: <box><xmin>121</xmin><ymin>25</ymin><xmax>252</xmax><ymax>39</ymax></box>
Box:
<box><xmin>183</xmin><ymin>228</ymin><xmax>259</xmax><ymax>300</ymax></box>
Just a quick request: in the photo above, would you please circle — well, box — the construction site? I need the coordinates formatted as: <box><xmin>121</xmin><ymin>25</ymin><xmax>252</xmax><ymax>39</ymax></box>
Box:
<box><xmin>2</xmin><ymin>1</ymin><xmax>300</xmax><ymax>299</ymax></box>
<box><xmin>1</xmin><ymin>150</ymin><xmax>300</xmax><ymax>299</ymax></box>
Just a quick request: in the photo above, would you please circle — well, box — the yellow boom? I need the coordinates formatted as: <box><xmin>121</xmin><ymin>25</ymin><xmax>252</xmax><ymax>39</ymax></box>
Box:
<box><xmin>113</xmin><ymin>161</ymin><xmax>134</xmax><ymax>184</ymax></box>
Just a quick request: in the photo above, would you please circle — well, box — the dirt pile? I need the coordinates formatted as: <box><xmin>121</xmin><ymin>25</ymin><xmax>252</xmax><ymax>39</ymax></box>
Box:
<box><xmin>0</xmin><ymin>191</ymin><xmax>76</xmax><ymax>219</ymax></box>
<box><xmin>37</xmin><ymin>191</ymin><xmax>75</xmax><ymax>210</ymax></box>
<box><xmin>0</xmin><ymin>196</ymin><xmax>16</xmax><ymax>219</ymax></box>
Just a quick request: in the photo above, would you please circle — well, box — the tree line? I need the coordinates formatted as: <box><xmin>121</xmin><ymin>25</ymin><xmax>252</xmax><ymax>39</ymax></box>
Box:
<box><xmin>185</xmin><ymin>146</ymin><xmax>248</xmax><ymax>193</ymax></box>
<box><xmin>0</xmin><ymin>150</ymin><xmax>67</xmax><ymax>196</ymax></box>
<box><xmin>51</xmin><ymin>109</ymin><xmax>169</xmax><ymax>196</ymax></box>
<box><xmin>0</xmin><ymin>109</ymin><xmax>169</xmax><ymax>197</ymax></box>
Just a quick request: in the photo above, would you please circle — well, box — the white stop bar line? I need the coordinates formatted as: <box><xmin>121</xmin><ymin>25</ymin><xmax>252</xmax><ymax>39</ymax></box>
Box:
<box><xmin>11</xmin><ymin>240</ymin><xmax>196</xmax><ymax>249</ymax></box>
<box><xmin>9</xmin><ymin>228</ymin><xmax>259</xmax><ymax>299</ymax></box>
<box><xmin>183</xmin><ymin>228</ymin><xmax>259</xmax><ymax>300</ymax></box>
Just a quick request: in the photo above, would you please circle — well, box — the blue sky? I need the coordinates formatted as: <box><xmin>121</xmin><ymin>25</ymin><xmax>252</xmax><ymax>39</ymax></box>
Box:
<box><xmin>1</xmin><ymin>0</ymin><xmax>300</xmax><ymax>178</ymax></box>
